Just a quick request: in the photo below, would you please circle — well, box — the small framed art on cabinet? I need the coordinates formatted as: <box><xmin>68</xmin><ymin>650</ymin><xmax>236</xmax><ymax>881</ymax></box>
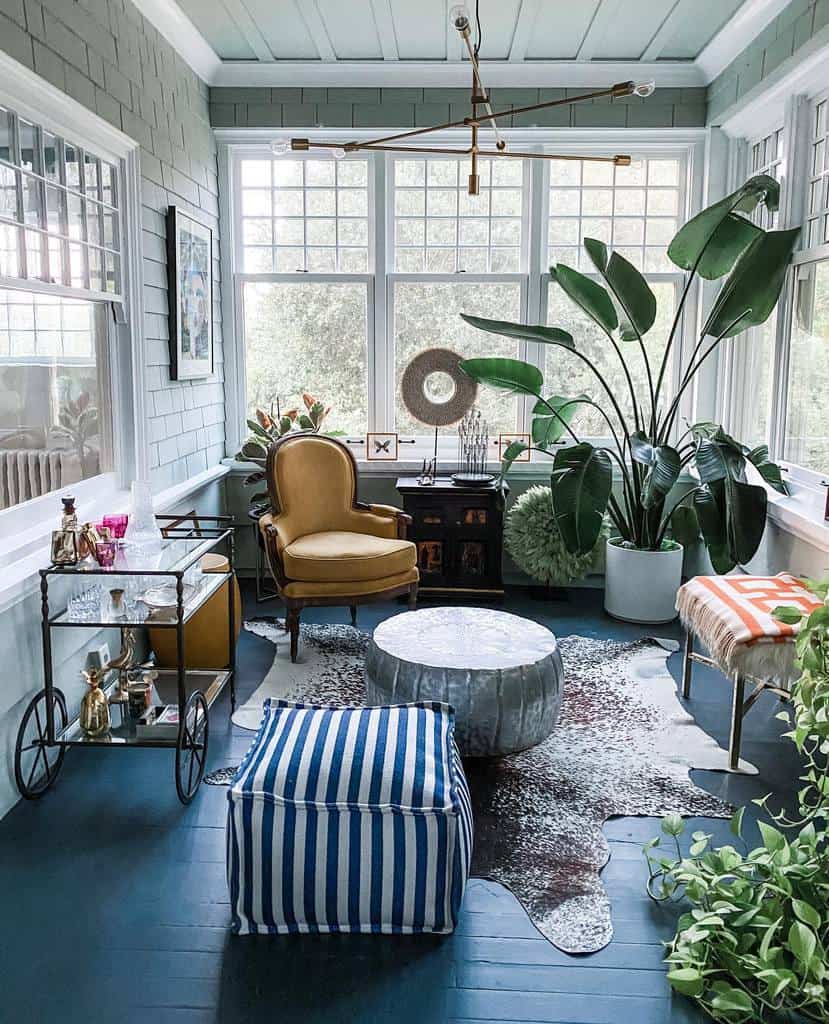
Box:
<box><xmin>366</xmin><ymin>433</ymin><xmax>399</xmax><ymax>461</ymax></box>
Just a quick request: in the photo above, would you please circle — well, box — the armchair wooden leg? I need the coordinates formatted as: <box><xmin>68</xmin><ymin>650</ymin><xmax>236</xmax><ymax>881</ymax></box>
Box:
<box><xmin>286</xmin><ymin>606</ymin><xmax>301</xmax><ymax>663</ymax></box>
<box><xmin>408</xmin><ymin>583</ymin><xmax>418</xmax><ymax>611</ymax></box>
<box><xmin>349</xmin><ymin>605</ymin><xmax>357</xmax><ymax>627</ymax></box>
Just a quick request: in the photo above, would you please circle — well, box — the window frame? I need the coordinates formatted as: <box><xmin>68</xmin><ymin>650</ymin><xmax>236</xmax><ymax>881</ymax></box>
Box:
<box><xmin>719</xmin><ymin>83</ymin><xmax>829</xmax><ymax>491</ymax></box>
<box><xmin>221</xmin><ymin>128</ymin><xmax>705</xmax><ymax>464</ymax></box>
<box><xmin>0</xmin><ymin>48</ymin><xmax>145</xmax><ymax>559</ymax></box>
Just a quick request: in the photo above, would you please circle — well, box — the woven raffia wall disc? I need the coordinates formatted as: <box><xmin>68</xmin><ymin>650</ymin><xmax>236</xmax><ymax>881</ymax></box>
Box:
<box><xmin>400</xmin><ymin>347</ymin><xmax>478</xmax><ymax>427</ymax></box>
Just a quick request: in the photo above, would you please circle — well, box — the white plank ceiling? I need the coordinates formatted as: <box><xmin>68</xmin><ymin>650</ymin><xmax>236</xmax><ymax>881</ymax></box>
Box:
<box><xmin>173</xmin><ymin>0</ymin><xmax>747</xmax><ymax>64</ymax></box>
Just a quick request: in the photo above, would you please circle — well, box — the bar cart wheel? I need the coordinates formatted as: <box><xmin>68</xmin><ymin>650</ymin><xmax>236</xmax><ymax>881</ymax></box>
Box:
<box><xmin>175</xmin><ymin>690</ymin><xmax>209</xmax><ymax>804</ymax></box>
<box><xmin>14</xmin><ymin>688</ymin><xmax>68</xmax><ymax>799</ymax></box>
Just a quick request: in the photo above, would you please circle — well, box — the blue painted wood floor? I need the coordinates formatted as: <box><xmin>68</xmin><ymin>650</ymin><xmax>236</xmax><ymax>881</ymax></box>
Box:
<box><xmin>0</xmin><ymin>586</ymin><xmax>803</xmax><ymax>1023</ymax></box>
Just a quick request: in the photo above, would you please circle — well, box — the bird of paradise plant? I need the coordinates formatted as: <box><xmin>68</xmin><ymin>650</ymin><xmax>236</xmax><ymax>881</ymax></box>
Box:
<box><xmin>459</xmin><ymin>174</ymin><xmax>797</xmax><ymax>572</ymax></box>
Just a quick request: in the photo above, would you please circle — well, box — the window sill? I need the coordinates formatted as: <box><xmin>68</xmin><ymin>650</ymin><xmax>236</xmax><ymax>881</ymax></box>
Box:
<box><xmin>766</xmin><ymin>481</ymin><xmax>829</xmax><ymax>553</ymax></box>
<box><xmin>0</xmin><ymin>464</ymin><xmax>229</xmax><ymax>616</ymax></box>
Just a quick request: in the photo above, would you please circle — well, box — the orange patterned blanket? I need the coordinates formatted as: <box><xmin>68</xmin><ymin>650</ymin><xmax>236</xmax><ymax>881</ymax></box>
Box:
<box><xmin>676</xmin><ymin>573</ymin><xmax>821</xmax><ymax>686</ymax></box>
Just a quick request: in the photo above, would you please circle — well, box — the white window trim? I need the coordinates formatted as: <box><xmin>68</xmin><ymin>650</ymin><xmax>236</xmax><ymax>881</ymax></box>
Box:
<box><xmin>220</xmin><ymin>127</ymin><xmax>706</xmax><ymax>464</ymax></box>
<box><xmin>0</xmin><ymin>49</ymin><xmax>147</xmax><ymax>571</ymax></box>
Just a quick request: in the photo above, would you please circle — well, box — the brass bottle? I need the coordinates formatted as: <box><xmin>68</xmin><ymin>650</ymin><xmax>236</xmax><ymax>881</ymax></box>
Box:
<box><xmin>80</xmin><ymin>668</ymin><xmax>111</xmax><ymax>737</ymax></box>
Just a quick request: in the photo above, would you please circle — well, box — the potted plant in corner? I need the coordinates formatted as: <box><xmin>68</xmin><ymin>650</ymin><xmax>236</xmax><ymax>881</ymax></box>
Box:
<box><xmin>459</xmin><ymin>175</ymin><xmax>797</xmax><ymax>624</ymax></box>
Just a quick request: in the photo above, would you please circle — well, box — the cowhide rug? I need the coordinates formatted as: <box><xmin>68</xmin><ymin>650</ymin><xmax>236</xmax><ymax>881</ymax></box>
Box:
<box><xmin>208</xmin><ymin>617</ymin><xmax>748</xmax><ymax>953</ymax></box>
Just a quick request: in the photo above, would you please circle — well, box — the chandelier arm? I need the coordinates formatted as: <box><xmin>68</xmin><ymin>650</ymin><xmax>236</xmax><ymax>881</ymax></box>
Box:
<box><xmin>289</xmin><ymin>85</ymin><xmax>632</xmax><ymax>154</ymax></box>
<box><xmin>476</xmin><ymin>150</ymin><xmax>629</xmax><ymax>164</ymax></box>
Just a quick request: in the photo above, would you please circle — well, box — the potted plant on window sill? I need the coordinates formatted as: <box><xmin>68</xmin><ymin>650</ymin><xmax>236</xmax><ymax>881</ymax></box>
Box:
<box><xmin>459</xmin><ymin>175</ymin><xmax>798</xmax><ymax>624</ymax></box>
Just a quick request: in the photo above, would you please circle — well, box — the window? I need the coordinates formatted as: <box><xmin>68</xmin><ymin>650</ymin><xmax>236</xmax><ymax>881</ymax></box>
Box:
<box><xmin>243</xmin><ymin>280</ymin><xmax>368</xmax><ymax>436</ymax></box>
<box><xmin>805</xmin><ymin>99</ymin><xmax>828</xmax><ymax>248</ymax></box>
<box><xmin>231</xmin><ymin>142</ymin><xmax>694</xmax><ymax>457</ymax></box>
<box><xmin>729</xmin><ymin>128</ymin><xmax>786</xmax><ymax>447</ymax></box>
<box><xmin>0</xmin><ymin>102</ymin><xmax>123</xmax><ymax>517</ymax></box>
<box><xmin>544</xmin><ymin>156</ymin><xmax>685</xmax><ymax>437</ymax></box>
<box><xmin>393</xmin><ymin>157</ymin><xmax>524</xmax><ymax>273</ymax></box>
<box><xmin>0</xmin><ymin>289</ymin><xmax>112</xmax><ymax>510</ymax></box>
<box><xmin>389</xmin><ymin>155</ymin><xmax>527</xmax><ymax>439</ymax></box>
<box><xmin>237</xmin><ymin>154</ymin><xmax>371</xmax><ymax>436</ymax></box>
<box><xmin>781</xmin><ymin>98</ymin><xmax>829</xmax><ymax>472</ymax></box>
<box><xmin>548</xmin><ymin>157</ymin><xmax>682</xmax><ymax>273</ymax></box>
<box><xmin>240</xmin><ymin>156</ymin><xmax>369</xmax><ymax>273</ymax></box>
<box><xmin>782</xmin><ymin>261</ymin><xmax>829</xmax><ymax>470</ymax></box>
<box><xmin>0</xmin><ymin>105</ymin><xmax>121</xmax><ymax>296</ymax></box>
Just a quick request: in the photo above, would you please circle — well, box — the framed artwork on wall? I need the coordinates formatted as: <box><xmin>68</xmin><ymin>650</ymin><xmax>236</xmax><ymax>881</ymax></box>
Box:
<box><xmin>366</xmin><ymin>432</ymin><xmax>399</xmax><ymax>461</ymax></box>
<box><xmin>166</xmin><ymin>206</ymin><xmax>213</xmax><ymax>380</ymax></box>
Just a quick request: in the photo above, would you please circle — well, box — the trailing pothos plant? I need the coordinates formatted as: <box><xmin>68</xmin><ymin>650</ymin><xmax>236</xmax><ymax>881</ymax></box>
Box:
<box><xmin>459</xmin><ymin>175</ymin><xmax>796</xmax><ymax>571</ymax></box>
<box><xmin>645</xmin><ymin>578</ymin><xmax>829</xmax><ymax>1023</ymax></box>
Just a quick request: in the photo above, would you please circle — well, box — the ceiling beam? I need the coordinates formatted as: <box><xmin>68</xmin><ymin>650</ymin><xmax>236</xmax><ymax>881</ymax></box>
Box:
<box><xmin>211</xmin><ymin>58</ymin><xmax>706</xmax><ymax>88</ymax></box>
<box><xmin>640</xmin><ymin>0</ymin><xmax>685</xmax><ymax>61</ymax></box>
<box><xmin>369</xmin><ymin>0</ymin><xmax>400</xmax><ymax>61</ymax></box>
<box><xmin>130</xmin><ymin>0</ymin><xmax>221</xmax><ymax>82</ymax></box>
<box><xmin>298</xmin><ymin>0</ymin><xmax>337</xmax><ymax>62</ymax></box>
<box><xmin>220</xmin><ymin>0</ymin><xmax>275</xmax><ymax>62</ymax></box>
<box><xmin>576</xmin><ymin>0</ymin><xmax>626</xmax><ymax>60</ymax></box>
<box><xmin>697</xmin><ymin>0</ymin><xmax>792</xmax><ymax>81</ymax></box>
<box><xmin>508</xmin><ymin>0</ymin><xmax>542</xmax><ymax>62</ymax></box>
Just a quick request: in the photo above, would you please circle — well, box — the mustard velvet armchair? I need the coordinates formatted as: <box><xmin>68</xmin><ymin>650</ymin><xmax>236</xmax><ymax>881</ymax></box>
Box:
<box><xmin>259</xmin><ymin>433</ymin><xmax>419</xmax><ymax>662</ymax></box>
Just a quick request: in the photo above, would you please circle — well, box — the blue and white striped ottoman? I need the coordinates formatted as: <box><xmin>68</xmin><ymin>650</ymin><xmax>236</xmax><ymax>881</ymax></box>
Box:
<box><xmin>226</xmin><ymin>699</ymin><xmax>473</xmax><ymax>935</ymax></box>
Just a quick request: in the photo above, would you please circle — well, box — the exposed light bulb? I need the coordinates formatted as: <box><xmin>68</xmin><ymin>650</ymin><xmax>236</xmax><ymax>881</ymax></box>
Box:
<box><xmin>449</xmin><ymin>3</ymin><xmax>470</xmax><ymax>33</ymax></box>
<box><xmin>270</xmin><ymin>138</ymin><xmax>291</xmax><ymax>155</ymax></box>
<box><xmin>633</xmin><ymin>80</ymin><xmax>656</xmax><ymax>98</ymax></box>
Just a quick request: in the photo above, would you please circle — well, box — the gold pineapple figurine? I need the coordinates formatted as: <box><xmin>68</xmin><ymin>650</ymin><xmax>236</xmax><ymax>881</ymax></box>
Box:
<box><xmin>80</xmin><ymin>667</ymin><xmax>111</xmax><ymax>737</ymax></box>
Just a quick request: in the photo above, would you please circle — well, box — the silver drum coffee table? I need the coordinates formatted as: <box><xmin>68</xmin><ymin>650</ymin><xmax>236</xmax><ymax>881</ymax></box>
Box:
<box><xmin>364</xmin><ymin>606</ymin><xmax>564</xmax><ymax>756</ymax></box>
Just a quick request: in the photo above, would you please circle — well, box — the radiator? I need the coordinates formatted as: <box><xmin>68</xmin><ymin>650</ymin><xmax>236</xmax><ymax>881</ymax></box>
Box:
<box><xmin>0</xmin><ymin>449</ymin><xmax>84</xmax><ymax>510</ymax></box>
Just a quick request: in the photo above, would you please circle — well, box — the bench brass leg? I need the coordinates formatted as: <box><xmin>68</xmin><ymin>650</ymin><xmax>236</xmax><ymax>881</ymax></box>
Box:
<box><xmin>728</xmin><ymin>674</ymin><xmax>746</xmax><ymax>771</ymax></box>
<box><xmin>682</xmin><ymin>630</ymin><xmax>694</xmax><ymax>700</ymax></box>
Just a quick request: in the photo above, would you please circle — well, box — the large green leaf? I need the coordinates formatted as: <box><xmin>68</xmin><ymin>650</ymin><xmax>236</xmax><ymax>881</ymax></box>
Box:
<box><xmin>747</xmin><ymin>444</ymin><xmax>788</xmax><ymax>494</ymax></box>
<box><xmin>584</xmin><ymin>239</ymin><xmax>656</xmax><ymax>338</ymax></box>
<box><xmin>693</xmin><ymin>485</ymin><xmax>735</xmax><ymax>574</ymax></box>
<box><xmin>501</xmin><ymin>440</ymin><xmax>530</xmax><ymax>476</ymax></box>
<box><xmin>667</xmin><ymin>174</ymin><xmax>779</xmax><ymax>280</ymax></box>
<box><xmin>629</xmin><ymin>431</ymin><xmax>681</xmax><ymax>508</ymax></box>
<box><xmin>550</xmin><ymin>443</ymin><xmax>612</xmax><ymax>555</ymax></box>
<box><xmin>459</xmin><ymin>314</ymin><xmax>574</xmax><ymax>348</ymax></box>
<box><xmin>671</xmin><ymin>503</ymin><xmax>700</xmax><ymax>546</ymax></box>
<box><xmin>531</xmin><ymin>394</ymin><xmax>588</xmax><ymax>447</ymax></box>
<box><xmin>550</xmin><ymin>264</ymin><xmax>618</xmax><ymax>336</ymax></box>
<box><xmin>458</xmin><ymin>357</ymin><xmax>543</xmax><ymax>396</ymax></box>
<box><xmin>693</xmin><ymin>429</ymin><xmax>745</xmax><ymax>484</ymax></box>
<box><xmin>725</xmin><ymin>476</ymin><xmax>767</xmax><ymax>565</ymax></box>
<box><xmin>703</xmin><ymin>227</ymin><xmax>801</xmax><ymax>338</ymax></box>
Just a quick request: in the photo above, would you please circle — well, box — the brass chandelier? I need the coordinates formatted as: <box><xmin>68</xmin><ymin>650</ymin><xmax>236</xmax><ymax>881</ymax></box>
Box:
<box><xmin>273</xmin><ymin>2</ymin><xmax>655</xmax><ymax>196</ymax></box>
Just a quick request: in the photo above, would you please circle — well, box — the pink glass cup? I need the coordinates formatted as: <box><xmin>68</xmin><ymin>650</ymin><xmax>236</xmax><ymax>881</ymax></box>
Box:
<box><xmin>95</xmin><ymin>540</ymin><xmax>117</xmax><ymax>568</ymax></box>
<box><xmin>102</xmin><ymin>514</ymin><xmax>129</xmax><ymax>539</ymax></box>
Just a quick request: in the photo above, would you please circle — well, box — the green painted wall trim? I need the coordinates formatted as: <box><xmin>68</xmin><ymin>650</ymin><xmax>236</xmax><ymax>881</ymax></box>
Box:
<box><xmin>209</xmin><ymin>86</ymin><xmax>707</xmax><ymax>130</ymax></box>
<box><xmin>707</xmin><ymin>0</ymin><xmax>829</xmax><ymax>124</ymax></box>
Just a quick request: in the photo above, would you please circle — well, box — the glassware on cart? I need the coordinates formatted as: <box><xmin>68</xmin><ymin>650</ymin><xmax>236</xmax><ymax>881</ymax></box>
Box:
<box><xmin>67</xmin><ymin>585</ymin><xmax>102</xmax><ymax>621</ymax></box>
<box><xmin>95</xmin><ymin>540</ymin><xmax>117</xmax><ymax>568</ymax></box>
<box><xmin>123</xmin><ymin>481</ymin><xmax>162</xmax><ymax>554</ymax></box>
<box><xmin>102</xmin><ymin>513</ymin><xmax>129</xmax><ymax>540</ymax></box>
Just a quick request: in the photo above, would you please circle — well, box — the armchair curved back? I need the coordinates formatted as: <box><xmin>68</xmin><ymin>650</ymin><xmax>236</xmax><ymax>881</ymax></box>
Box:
<box><xmin>266</xmin><ymin>433</ymin><xmax>360</xmax><ymax>545</ymax></box>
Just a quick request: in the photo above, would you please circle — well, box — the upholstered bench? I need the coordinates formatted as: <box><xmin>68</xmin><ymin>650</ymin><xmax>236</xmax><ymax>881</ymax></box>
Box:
<box><xmin>226</xmin><ymin>699</ymin><xmax>473</xmax><ymax>935</ymax></box>
<box><xmin>676</xmin><ymin>573</ymin><xmax>821</xmax><ymax>770</ymax></box>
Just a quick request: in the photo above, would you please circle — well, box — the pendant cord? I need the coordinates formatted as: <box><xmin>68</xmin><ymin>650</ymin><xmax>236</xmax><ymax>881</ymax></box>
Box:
<box><xmin>474</xmin><ymin>0</ymin><xmax>481</xmax><ymax>56</ymax></box>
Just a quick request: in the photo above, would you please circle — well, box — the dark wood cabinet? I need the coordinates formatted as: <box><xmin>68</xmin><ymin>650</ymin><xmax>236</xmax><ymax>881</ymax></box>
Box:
<box><xmin>396</xmin><ymin>477</ymin><xmax>507</xmax><ymax>597</ymax></box>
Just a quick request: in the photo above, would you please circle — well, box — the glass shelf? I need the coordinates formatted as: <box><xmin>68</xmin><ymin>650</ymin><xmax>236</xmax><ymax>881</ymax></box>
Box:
<box><xmin>49</xmin><ymin>569</ymin><xmax>228</xmax><ymax>629</ymax></box>
<box><xmin>55</xmin><ymin>669</ymin><xmax>231</xmax><ymax>747</ymax></box>
<box><xmin>43</xmin><ymin>532</ymin><xmax>230</xmax><ymax>580</ymax></box>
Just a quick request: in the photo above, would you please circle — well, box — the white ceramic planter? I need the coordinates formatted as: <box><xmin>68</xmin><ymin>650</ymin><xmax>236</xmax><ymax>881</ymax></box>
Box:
<box><xmin>604</xmin><ymin>539</ymin><xmax>684</xmax><ymax>624</ymax></box>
